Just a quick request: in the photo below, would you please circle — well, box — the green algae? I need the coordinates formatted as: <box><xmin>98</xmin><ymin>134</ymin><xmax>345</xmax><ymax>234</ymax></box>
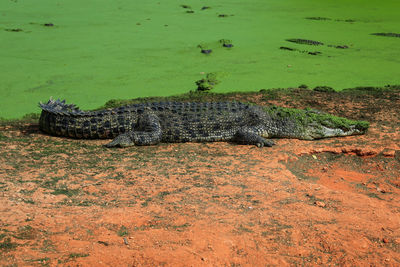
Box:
<box><xmin>195</xmin><ymin>72</ymin><xmax>223</xmax><ymax>91</ymax></box>
<box><xmin>0</xmin><ymin>0</ymin><xmax>399</xmax><ymax>119</ymax></box>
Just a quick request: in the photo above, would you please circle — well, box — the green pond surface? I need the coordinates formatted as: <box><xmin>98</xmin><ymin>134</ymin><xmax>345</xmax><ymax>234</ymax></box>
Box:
<box><xmin>1</xmin><ymin>0</ymin><xmax>399</xmax><ymax>118</ymax></box>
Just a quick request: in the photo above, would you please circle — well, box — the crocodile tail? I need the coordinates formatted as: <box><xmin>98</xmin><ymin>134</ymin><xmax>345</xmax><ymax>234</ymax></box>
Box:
<box><xmin>38</xmin><ymin>97</ymin><xmax>85</xmax><ymax>116</ymax></box>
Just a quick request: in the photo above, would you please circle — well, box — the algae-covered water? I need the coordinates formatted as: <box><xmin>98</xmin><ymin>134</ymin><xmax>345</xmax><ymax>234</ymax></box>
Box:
<box><xmin>1</xmin><ymin>0</ymin><xmax>399</xmax><ymax>118</ymax></box>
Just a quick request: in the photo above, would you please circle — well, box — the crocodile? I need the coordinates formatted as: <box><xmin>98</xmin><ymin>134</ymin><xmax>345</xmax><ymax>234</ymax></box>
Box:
<box><xmin>38</xmin><ymin>98</ymin><xmax>369</xmax><ymax>148</ymax></box>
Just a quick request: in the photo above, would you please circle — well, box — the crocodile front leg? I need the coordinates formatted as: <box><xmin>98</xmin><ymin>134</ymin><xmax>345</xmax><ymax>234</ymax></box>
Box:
<box><xmin>105</xmin><ymin>111</ymin><xmax>162</xmax><ymax>147</ymax></box>
<box><xmin>234</xmin><ymin>127</ymin><xmax>275</xmax><ymax>147</ymax></box>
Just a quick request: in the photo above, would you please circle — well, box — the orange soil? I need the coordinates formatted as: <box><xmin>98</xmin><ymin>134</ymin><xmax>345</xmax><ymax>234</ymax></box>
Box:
<box><xmin>0</xmin><ymin>89</ymin><xmax>399</xmax><ymax>266</ymax></box>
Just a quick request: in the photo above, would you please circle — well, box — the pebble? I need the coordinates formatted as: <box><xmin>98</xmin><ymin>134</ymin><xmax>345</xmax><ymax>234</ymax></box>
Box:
<box><xmin>315</xmin><ymin>201</ymin><xmax>326</xmax><ymax>207</ymax></box>
<box><xmin>382</xmin><ymin>149</ymin><xmax>396</xmax><ymax>157</ymax></box>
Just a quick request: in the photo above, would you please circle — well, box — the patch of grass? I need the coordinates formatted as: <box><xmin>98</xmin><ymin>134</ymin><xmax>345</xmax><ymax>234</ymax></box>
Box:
<box><xmin>68</xmin><ymin>253</ymin><xmax>89</xmax><ymax>258</ymax></box>
<box><xmin>14</xmin><ymin>225</ymin><xmax>36</xmax><ymax>240</ymax></box>
<box><xmin>0</xmin><ymin>182</ymin><xmax>7</xmax><ymax>190</ymax></box>
<box><xmin>22</xmin><ymin>198</ymin><xmax>35</xmax><ymax>204</ymax></box>
<box><xmin>57</xmin><ymin>198</ymin><xmax>97</xmax><ymax>207</ymax></box>
<box><xmin>276</xmin><ymin>197</ymin><xmax>300</xmax><ymax>205</ymax></box>
<box><xmin>141</xmin><ymin>197</ymin><xmax>152</xmax><ymax>207</ymax></box>
<box><xmin>86</xmin><ymin>229</ymin><xmax>94</xmax><ymax>235</ymax></box>
<box><xmin>0</xmin><ymin>237</ymin><xmax>18</xmax><ymax>250</ymax></box>
<box><xmin>41</xmin><ymin>239</ymin><xmax>56</xmax><ymax>252</ymax></box>
<box><xmin>342</xmin><ymin>85</ymin><xmax>400</xmax><ymax>96</ymax></box>
<box><xmin>235</xmin><ymin>224</ymin><xmax>253</xmax><ymax>233</ymax></box>
<box><xmin>41</xmin><ymin>177</ymin><xmax>63</xmax><ymax>189</ymax></box>
<box><xmin>366</xmin><ymin>193</ymin><xmax>383</xmax><ymax>200</ymax></box>
<box><xmin>51</xmin><ymin>185</ymin><xmax>80</xmax><ymax>197</ymax></box>
<box><xmin>157</xmin><ymin>191</ymin><xmax>171</xmax><ymax>199</ymax></box>
<box><xmin>109</xmin><ymin>172</ymin><xmax>125</xmax><ymax>180</ymax></box>
<box><xmin>117</xmin><ymin>225</ymin><xmax>129</xmax><ymax>237</ymax></box>
<box><xmin>25</xmin><ymin>257</ymin><xmax>50</xmax><ymax>266</ymax></box>
<box><xmin>0</xmin><ymin>132</ymin><xmax>6</xmax><ymax>140</ymax></box>
<box><xmin>169</xmin><ymin>223</ymin><xmax>191</xmax><ymax>232</ymax></box>
<box><xmin>0</xmin><ymin>233</ymin><xmax>6</xmax><ymax>241</ymax></box>
<box><xmin>19</xmin><ymin>188</ymin><xmax>36</xmax><ymax>195</ymax></box>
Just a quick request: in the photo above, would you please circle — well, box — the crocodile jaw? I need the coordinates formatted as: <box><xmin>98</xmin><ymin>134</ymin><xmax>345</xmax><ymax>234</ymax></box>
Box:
<box><xmin>304</xmin><ymin>125</ymin><xmax>367</xmax><ymax>140</ymax></box>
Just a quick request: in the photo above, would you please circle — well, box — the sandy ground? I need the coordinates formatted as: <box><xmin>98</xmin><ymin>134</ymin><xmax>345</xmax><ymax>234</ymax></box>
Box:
<box><xmin>0</xmin><ymin>88</ymin><xmax>399</xmax><ymax>266</ymax></box>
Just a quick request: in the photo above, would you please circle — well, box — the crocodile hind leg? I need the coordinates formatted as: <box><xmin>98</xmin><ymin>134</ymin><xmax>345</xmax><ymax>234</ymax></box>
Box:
<box><xmin>105</xmin><ymin>111</ymin><xmax>162</xmax><ymax>148</ymax></box>
<box><xmin>234</xmin><ymin>127</ymin><xmax>275</xmax><ymax>148</ymax></box>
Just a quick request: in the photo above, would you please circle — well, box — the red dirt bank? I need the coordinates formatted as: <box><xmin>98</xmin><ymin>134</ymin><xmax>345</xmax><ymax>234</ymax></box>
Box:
<box><xmin>0</xmin><ymin>88</ymin><xmax>399</xmax><ymax>266</ymax></box>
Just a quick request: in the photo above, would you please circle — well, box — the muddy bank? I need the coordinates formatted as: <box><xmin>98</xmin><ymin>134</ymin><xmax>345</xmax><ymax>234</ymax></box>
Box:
<box><xmin>0</xmin><ymin>87</ymin><xmax>399</xmax><ymax>266</ymax></box>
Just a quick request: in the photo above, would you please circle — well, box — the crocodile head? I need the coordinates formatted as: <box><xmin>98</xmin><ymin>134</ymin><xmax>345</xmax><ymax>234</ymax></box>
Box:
<box><xmin>298</xmin><ymin>110</ymin><xmax>369</xmax><ymax>140</ymax></box>
<box><xmin>263</xmin><ymin>106</ymin><xmax>369</xmax><ymax>140</ymax></box>
<box><xmin>301</xmin><ymin>119</ymin><xmax>369</xmax><ymax>140</ymax></box>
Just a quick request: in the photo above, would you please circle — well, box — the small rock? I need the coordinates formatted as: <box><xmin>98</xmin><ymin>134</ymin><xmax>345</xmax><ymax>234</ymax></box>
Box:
<box><xmin>315</xmin><ymin>201</ymin><xmax>326</xmax><ymax>207</ymax></box>
<box><xmin>383</xmin><ymin>238</ymin><xmax>389</xmax><ymax>243</ymax></box>
<box><xmin>322</xmin><ymin>166</ymin><xmax>328</xmax><ymax>172</ymax></box>
<box><xmin>97</xmin><ymin>240</ymin><xmax>109</xmax><ymax>246</ymax></box>
<box><xmin>382</xmin><ymin>149</ymin><xmax>396</xmax><ymax>157</ymax></box>
<box><xmin>377</xmin><ymin>187</ymin><xmax>386</xmax><ymax>193</ymax></box>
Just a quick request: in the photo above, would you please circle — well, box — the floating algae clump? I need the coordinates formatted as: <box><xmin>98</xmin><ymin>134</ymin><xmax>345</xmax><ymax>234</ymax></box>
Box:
<box><xmin>195</xmin><ymin>72</ymin><xmax>223</xmax><ymax>91</ymax></box>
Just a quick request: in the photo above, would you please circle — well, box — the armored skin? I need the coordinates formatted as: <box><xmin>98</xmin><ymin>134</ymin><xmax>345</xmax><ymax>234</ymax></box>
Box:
<box><xmin>39</xmin><ymin>98</ymin><xmax>369</xmax><ymax>148</ymax></box>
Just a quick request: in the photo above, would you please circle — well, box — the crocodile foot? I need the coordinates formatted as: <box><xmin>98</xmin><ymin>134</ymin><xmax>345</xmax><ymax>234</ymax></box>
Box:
<box><xmin>104</xmin><ymin>133</ymin><xmax>135</xmax><ymax>148</ymax></box>
<box><xmin>234</xmin><ymin>129</ymin><xmax>275</xmax><ymax>147</ymax></box>
<box><xmin>256</xmin><ymin>139</ymin><xmax>275</xmax><ymax>148</ymax></box>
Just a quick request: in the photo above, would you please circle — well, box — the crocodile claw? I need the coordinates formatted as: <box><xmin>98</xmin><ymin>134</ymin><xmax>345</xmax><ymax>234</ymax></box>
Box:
<box><xmin>104</xmin><ymin>133</ymin><xmax>135</xmax><ymax>148</ymax></box>
<box><xmin>256</xmin><ymin>139</ymin><xmax>275</xmax><ymax>148</ymax></box>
